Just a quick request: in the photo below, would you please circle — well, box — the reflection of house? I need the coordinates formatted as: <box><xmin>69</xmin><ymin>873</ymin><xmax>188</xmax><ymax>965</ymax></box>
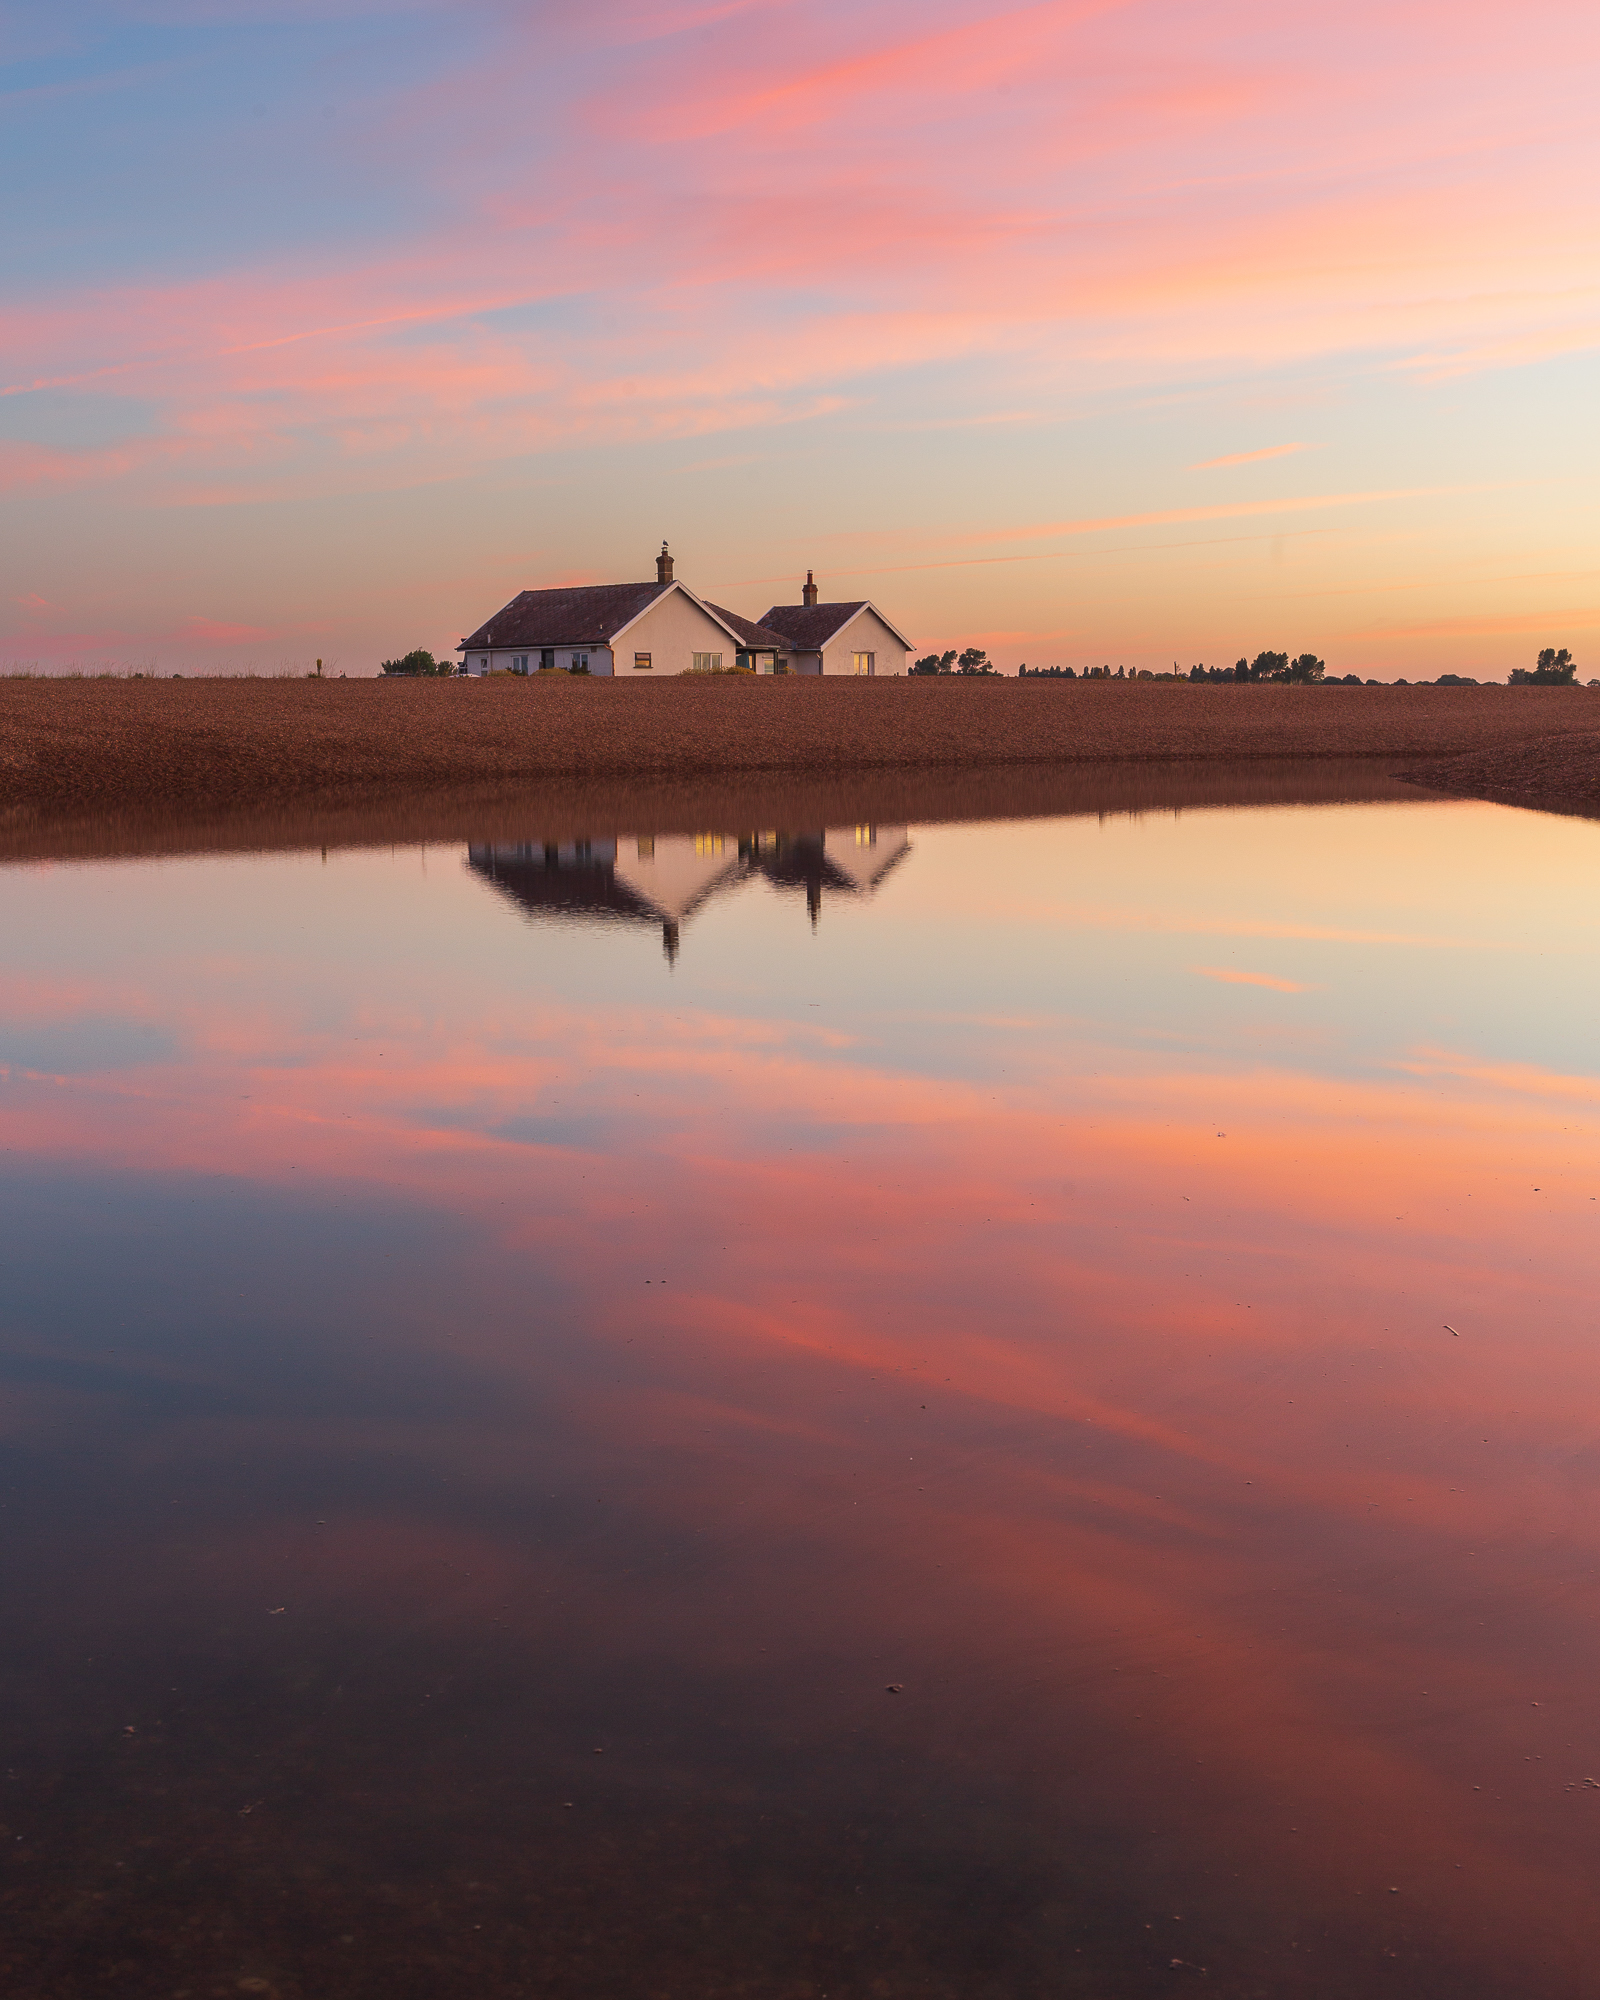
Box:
<box><xmin>467</xmin><ymin>835</ymin><xmax>744</xmax><ymax>961</ymax></box>
<box><xmin>748</xmin><ymin>825</ymin><xmax>910</xmax><ymax>922</ymax></box>
<box><xmin>456</xmin><ymin>545</ymin><xmax>910</xmax><ymax>677</ymax></box>
<box><xmin>467</xmin><ymin>826</ymin><xmax>909</xmax><ymax>959</ymax></box>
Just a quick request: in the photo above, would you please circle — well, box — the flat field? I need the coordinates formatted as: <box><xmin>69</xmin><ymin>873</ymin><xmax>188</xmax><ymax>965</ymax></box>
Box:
<box><xmin>2</xmin><ymin>675</ymin><xmax>1596</xmax><ymax>826</ymax></box>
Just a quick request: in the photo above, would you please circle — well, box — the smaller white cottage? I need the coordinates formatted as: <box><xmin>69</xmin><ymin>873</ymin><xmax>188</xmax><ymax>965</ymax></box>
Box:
<box><xmin>758</xmin><ymin>572</ymin><xmax>912</xmax><ymax>676</ymax></box>
<box><xmin>456</xmin><ymin>548</ymin><xmax>911</xmax><ymax>677</ymax></box>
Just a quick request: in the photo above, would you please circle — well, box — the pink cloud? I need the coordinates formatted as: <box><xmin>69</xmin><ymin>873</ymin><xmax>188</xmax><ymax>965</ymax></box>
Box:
<box><xmin>1191</xmin><ymin>443</ymin><xmax>1313</xmax><ymax>470</ymax></box>
<box><xmin>1192</xmin><ymin>966</ymin><xmax>1314</xmax><ymax>992</ymax></box>
<box><xmin>182</xmin><ymin>616</ymin><xmax>274</xmax><ymax>643</ymax></box>
<box><xmin>0</xmin><ymin>0</ymin><xmax>1595</xmax><ymax>672</ymax></box>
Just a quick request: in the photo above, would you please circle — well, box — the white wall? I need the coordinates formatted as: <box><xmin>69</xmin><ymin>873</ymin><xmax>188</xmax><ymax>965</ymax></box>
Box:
<box><xmin>463</xmin><ymin>648</ymin><xmax>615</xmax><ymax>676</ymax></box>
<box><xmin>818</xmin><ymin>608</ymin><xmax>908</xmax><ymax>676</ymax></box>
<box><xmin>615</xmin><ymin>589</ymin><xmax>745</xmax><ymax>676</ymax></box>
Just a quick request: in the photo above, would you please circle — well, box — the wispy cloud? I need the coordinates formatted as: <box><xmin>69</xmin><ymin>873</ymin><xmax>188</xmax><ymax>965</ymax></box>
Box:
<box><xmin>1</xmin><ymin>0</ymin><xmax>1596</xmax><ymax>668</ymax></box>
<box><xmin>1192</xmin><ymin>966</ymin><xmax>1314</xmax><ymax>993</ymax></box>
<box><xmin>1190</xmin><ymin>443</ymin><xmax>1314</xmax><ymax>471</ymax></box>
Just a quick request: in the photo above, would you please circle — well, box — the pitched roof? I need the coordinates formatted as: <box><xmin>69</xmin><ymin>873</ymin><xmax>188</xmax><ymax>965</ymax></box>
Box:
<box><xmin>756</xmin><ymin>601</ymin><xmax>869</xmax><ymax>651</ymax></box>
<box><xmin>701</xmin><ymin>602</ymin><xmax>792</xmax><ymax>651</ymax></box>
<box><xmin>459</xmin><ymin>581</ymin><xmax>671</xmax><ymax>652</ymax></box>
<box><xmin>761</xmin><ymin>600</ymin><xmax>917</xmax><ymax>652</ymax></box>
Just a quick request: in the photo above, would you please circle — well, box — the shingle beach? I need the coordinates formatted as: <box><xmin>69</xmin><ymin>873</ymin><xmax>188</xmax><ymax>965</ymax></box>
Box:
<box><xmin>3</xmin><ymin>675</ymin><xmax>1596</xmax><ymax>841</ymax></box>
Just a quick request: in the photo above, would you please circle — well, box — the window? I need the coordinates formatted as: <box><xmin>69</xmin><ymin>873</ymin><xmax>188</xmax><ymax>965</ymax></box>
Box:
<box><xmin>855</xmin><ymin>825</ymin><xmax>876</xmax><ymax>847</ymax></box>
<box><xmin>692</xmin><ymin>652</ymin><xmax>723</xmax><ymax>672</ymax></box>
<box><xmin>694</xmin><ymin>833</ymin><xmax>727</xmax><ymax>857</ymax></box>
<box><xmin>540</xmin><ymin>649</ymin><xmax>554</xmax><ymax>671</ymax></box>
<box><xmin>636</xmin><ymin>837</ymin><xmax>655</xmax><ymax>858</ymax></box>
<box><xmin>571</xmin><ymin>652</ymin><xmax>588</xmax><ymax>671</ymax></box>
<box><xmin>513</xmin><ymin>654</ymin><xmax>529</xmax><ymax>674</ymax></box>
<box><xmin>635</xmin><ymin>652</ymin><xmax>652</xmax><ymax>670</ymax></box>
<box><xmin>852</xmin><ymin>651</ymin><xmax>875</xmax><ymax>676</ymax></box>
<box><xmin>479</xmin><ymin>657</ymin><xmax>489</xmax><ymax>670</ymax></box>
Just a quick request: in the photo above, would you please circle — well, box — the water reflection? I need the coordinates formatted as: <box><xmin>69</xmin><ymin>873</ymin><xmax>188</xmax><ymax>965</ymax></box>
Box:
<box><xmin>470</xmin><ymin>824</ymin><xmax>910</xmax><ymax>957</ymax></box>
<box><xmin>1</xmin><ymin>784</ymin><xmax>1598</xmax><ymax>1999</ymax></box>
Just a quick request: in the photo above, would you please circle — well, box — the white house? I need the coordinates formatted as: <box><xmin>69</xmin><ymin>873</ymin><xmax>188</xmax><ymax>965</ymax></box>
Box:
<box><xmin>455</xmin><ymin>546</ymin><xmax>911</xmax><ymax>677</ymax></box>
<box><xmin>757</xmin><ymin>571</ymin><xmax>913</xmax><ymax>676</ymax></box>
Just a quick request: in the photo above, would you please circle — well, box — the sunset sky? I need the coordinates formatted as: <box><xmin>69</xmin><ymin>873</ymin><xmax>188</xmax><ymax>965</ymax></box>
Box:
<box><xmin>3</xmin><ymin>0</ymin><xmax>1596</xmax><ymax>676</ymax></box>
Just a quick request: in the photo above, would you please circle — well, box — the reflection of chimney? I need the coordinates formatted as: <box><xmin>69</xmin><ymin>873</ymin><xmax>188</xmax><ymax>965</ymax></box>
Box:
<box><xmin>662</xmin><ymin>919</ymin><xmax>680</xmax><ymax>965</ymax></box>
<box><xmin>802</xmin><ymin>569</ymin><xmax>818</xmax><ymax>607</ymax></box>
<box><xmin>657</xmin><ymin>542</ymin><xmax>674</xmax><ymax>585</ymax></box>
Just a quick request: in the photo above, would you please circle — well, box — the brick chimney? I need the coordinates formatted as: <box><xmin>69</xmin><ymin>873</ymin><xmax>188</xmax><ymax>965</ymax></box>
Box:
<box><xmin>802</xmin><ymin>569</ymin><xmax>818</xmax><ymax>607</ymax></box>
<box><xmin>656</xmin><ymin>541</ymin><xmax>674</xmax><ymax>585</ymax></box>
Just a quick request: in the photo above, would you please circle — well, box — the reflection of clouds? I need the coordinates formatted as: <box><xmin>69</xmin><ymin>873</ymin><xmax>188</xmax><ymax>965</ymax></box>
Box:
<box><xmin>1393</xmin><ymin>1047</ymin><xmax>1600</xmax><ymax>1106</ymax></box>
<box><xmin>4</xmin><ymin>826</ymin><xmax>1600</xmax><ymax>1983</ymax></box>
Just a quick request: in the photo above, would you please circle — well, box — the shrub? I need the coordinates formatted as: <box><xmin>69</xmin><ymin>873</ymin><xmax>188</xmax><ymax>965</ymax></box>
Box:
<box><xmin>1510</xmin><ymin>647</ymin><xmax>1577</xmax><ymax>686</ymax></box>
<box><xmin>380</xmin><ymin>648</ymin><xmax>452</xmax><ymax>676</ymax></box>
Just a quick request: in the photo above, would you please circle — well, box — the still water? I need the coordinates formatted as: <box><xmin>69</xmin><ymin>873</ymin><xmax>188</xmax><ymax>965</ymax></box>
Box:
<box><xmin>2</xmin><ymin>783</ymin><xmax>1598</xmax><ymax>1999</ymax></box>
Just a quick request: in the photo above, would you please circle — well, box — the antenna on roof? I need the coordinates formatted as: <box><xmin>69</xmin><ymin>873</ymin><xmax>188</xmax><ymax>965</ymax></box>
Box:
<box><xmin>656</xmin><ymin>541</ymin><xmax>674</xmax><ymax>585</ymax></box>
<box><xmin>802</xmin><ymin>568</ymin><xmax>818</xmax><ymax>607</ymax></box>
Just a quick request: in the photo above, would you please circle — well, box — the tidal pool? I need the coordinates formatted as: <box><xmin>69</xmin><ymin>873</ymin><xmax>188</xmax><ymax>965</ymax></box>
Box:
<box><xmin>1</xmin><ymin>780</ymin><xmax>1598</xmax><ymax>1999</ymax></box>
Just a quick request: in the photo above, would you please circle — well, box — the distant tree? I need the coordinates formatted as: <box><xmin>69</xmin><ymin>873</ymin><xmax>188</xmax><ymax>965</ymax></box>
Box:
<box><xmin>1510</xmin><ymin>647</ymin><xmax>1578</xmax><ymax>685</ymax></box>
<box><xmin>956</xmin><ymin>648</ymin><xmax>996</xmax><ymax>676</ymax></box>
<box><xmin>1234</xmin><ymin>658</ymin><xmax>1249</xmax><ymax>680</ymax></box>
<box><xmin>911</xmin><ymin>650</ymin><xmax>958</xmax><ymax>676</ymax></box>
<box><xmin>380</xmin><ymin>648</ymin><xmax>451</xmax><ymax>676</ymax></box>
<box><xmin>1287</xmin><ymin>652</ymin><xmax>1326</xmax><ymax>683</ymax></box>
<box><xmin>1247</xmin><ymin>651</ymin><xmax>1290</xmax><ymax>682</ymax></box>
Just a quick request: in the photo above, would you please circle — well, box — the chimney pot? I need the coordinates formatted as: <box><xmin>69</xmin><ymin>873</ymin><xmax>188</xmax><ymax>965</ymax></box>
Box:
<box><xmin>802</xmin><ymin>568</ymin><xmax>818</xmax><ymax>607</ymax></box>
<box><xmin>656</xmin><ymin>541</ymin><xmax>674</xmax><ymax>585</ymax></box>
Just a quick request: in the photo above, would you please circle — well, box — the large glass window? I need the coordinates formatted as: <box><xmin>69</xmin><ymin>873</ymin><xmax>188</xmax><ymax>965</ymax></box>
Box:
<box><xmin>692</xmin><ymin>653</ymin><xmax>723</xmax><ymax>672</ymax></box>
<box><xmin>852</xmin><ymin>651</ymin><xmax>875</xmax><ymax>676</ymax></box>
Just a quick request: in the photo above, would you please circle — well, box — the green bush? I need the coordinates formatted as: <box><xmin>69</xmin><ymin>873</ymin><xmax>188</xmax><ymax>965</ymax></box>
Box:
<box><xmin>380</xmin><ymin>648</ymin><xmax>452</xmax><ymax>676</ymax></box>
<box><xmin>1510</xmin><ymin>647</ymin><xmax>1578</xmax><ymax>686</ymax></box>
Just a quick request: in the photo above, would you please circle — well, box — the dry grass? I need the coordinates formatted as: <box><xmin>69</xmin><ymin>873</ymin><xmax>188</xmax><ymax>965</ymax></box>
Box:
<box><xmin>2</xmin><ymin>675</ymin><xmax>1596</xmax><ymax>825</ymax></box>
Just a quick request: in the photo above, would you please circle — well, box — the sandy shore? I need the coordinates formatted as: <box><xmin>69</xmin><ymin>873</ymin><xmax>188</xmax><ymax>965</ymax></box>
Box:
<box><xmin>2</xmin><ymin>677</ymin><xmax>1596</xmax><ymax>855</ymax></box>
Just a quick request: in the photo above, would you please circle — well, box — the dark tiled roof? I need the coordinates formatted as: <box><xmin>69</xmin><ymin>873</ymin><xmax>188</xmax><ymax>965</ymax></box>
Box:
<box><xmin>468</xmin><ymin>847</ymin><xmax>666</xmax><ymax>927</ymax></box>
<box><xmin>757</xmin><ymin>601</ymin><xmax>870</xmax><ymax>650</ymax></box>
<box><xmin>702</xmin><ymin>602</ymin><xmax>791</xmax><ymax>651</ymax></box>
<box><xmin>459</xmin><ymin>581</ymin><xmax>670</xmax><ymax>651</ymax></box>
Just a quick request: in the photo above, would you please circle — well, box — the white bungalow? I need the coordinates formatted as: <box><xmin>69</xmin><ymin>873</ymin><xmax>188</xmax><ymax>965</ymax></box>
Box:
<box><xmin>455</xmin><ymin>547</ymin><xmax>911</xmax><ymax>677</ymax></box>
<box><xmin>757</xmin><ymin>571</ymin><xmax>912</xmax><ymax>676</ymax></box>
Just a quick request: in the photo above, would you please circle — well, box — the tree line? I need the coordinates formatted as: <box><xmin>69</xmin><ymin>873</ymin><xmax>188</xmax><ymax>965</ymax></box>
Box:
<box><xmin>910</xmin><ymin>648</ymin><xmax>998</xmax><ymax>675</ymax></box>
<box><xmin>1017</xmin><ymin>646</ymin><xmax>1582</xmax><ymax>685</ymax></box>
<box><xmin>377</xmin><ymin>641</ymin><xmax>1582</xmax><ymax>684</ymax></box>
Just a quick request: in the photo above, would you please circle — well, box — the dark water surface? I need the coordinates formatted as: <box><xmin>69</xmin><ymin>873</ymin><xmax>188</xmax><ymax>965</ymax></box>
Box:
<box><xmin>2</xmin><ymin>782</ymin><xmax>1598</xmax><ymax>1999</ymax></box>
